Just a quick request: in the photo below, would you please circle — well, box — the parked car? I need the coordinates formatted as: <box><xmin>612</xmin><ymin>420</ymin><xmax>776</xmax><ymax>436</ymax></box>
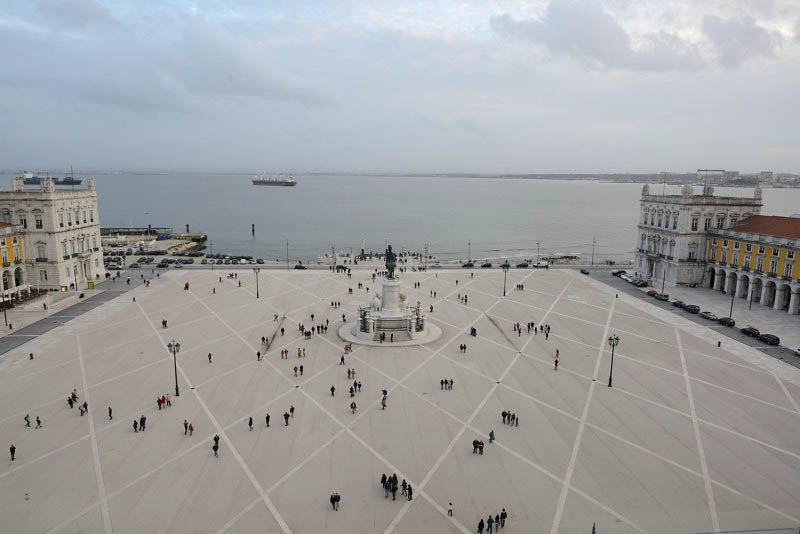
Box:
<box><xmin>201</xmin><ymin>259</ymin><xmax>207</xmax><ymax>264</ymax></box>
<box><xmin>516</xmin><ymin>262</ymin><xmax>528</xmax><ymax>268</ymax></box>
<box><xmin>256</xmin><ymin>258</ymin><xmax>264</xmax><ymax>264</ymax></box>
<box><xmin>430</xmin><ymin>262</ymin><xmax>442</xmax><ymax>268</ymax></box>
<box><xmin>294</xmin><ymin>264</ymin><xmax>308</xmax><ymax>270</ymax></box>
<box><xmin>699</xmin><ymin>311</ymin><xmax>719</xmax><ymax>321</ymax></box>
<box><xmin>129</xmin><ymin>263</ymin><xmax>140</xmax><ymax>269</ymax></box>
<box><xmin>646</xmin><ymin>289</ymin><xmax>658</xmax><ymax>297</ymax></box>
<box><xmin>634</xmin><ymin>279</ymin><xmax>648</xmax><ymax>287</ymax></box>
<box><xmin>611</xmin><ymin>269</ymin><xmax>626</xmax><ymax>277</ymax></box>
<box><xmin>481</xmin><ymin>262</ymin><xmax>492</xmax><ymax>268</ymax></box>
<box><xmin>580</xmin><ymin>269</ymin><xmax>590</xmax><ymax>275</ymax></box>
<box><xmin>758</xmin><ymin>333</ymin><xmax>780</xmax><ymax>345</ymax></box>
<box><xmin>107</xmin><ymin>264</ymin><xmax>122</xmax><ymax>270</ymax></box>
<box><xmin>672</xmin><ymin>300</ymin><xmax>685</xmax><ymax>308</ymax></box>
<box><xmin>654</xmin><ymin>293</ymin><xmax>669</xmax><ymax>301</ymax></box>
<box><xmin>620</xmin><ymin>274</ymin><xmax>632</xmax><ymax>282</ymax></box>
<box><xmin>684</xmin><ymin>305</ymin><xmax>700</xmax><ymax>314</ymax></box>
<box><xmin>462</xmin><ymin>262</ymin><xmax>474</xmax><ymax>268</ymax></box>
<box><xmin>718</xmin><ymin>317</ymin><xmax>736</xmax><ymax>327</ymax></box>
<box><xmin>156</xmin><ymin>263</ymin><xmax>169</xmax><ymax>268</ymax></box>
<box><xmin>740</xmin><ymin>326</ymin><xmax>760</xmax><ymax>337</ymax></box>
<box><xmin>500</xmin><ymin>262</ymin><xmax>511</xmax><ymax>269</ymax></box>
<box><xmin>533</xmin><ymin>261</ymin><xmax>549</xmax><ymax>268</ymax></box>
<box><xmin>795</xmin><ymin>348</ymin><xmax>800</xmax><ymax>357</ymax></box>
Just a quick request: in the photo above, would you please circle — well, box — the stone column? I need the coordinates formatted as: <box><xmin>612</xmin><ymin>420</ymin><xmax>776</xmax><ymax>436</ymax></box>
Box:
<box><xmin>773</xmin><ymin>286</ymin><xmax>785</xmax><ymax>310</ymax></box>
<box><xmin>724</xmin><ymin>274</ymin><xmax>736</xmax><ymax>294</ymax></box>
<box><xmin>714</xmin><ymin>270</ymin><xmax>725</xmax><ymax>291</ymax></box>
<box><xmin>760</xmin><ymin>282</ymin><xmax>771</xmax><ymax>306</ymax></box>
<box><xmin>735</xmin><ymin>275</ymin><xmax>746</xmax><ymax>298</ymax></box>
<box><xmin>747</xmin><ymin>282</ymin><xmax>756</xmax><ymax>304</ymax></box>
<box><xmin>704</xmin><ymin>269</ymin><xmax>714</xmax><ymax>288</ymax></box>
<box><xmin>789</xmin><ymin>288</ymin><xmax>800</xmax><ymax>315</ymax></box>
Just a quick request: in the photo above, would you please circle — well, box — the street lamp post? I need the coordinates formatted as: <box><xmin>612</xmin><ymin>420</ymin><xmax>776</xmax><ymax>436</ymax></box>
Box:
<box><xmin>167</xmin><ymin>340</ymin><xmax>181</xmax><ymax>397</ymax></box>
<box><xmin>209</xmin><ymin>241</ymin><xmax>214</xmax><ymax>271</ymax></box>
<box><xmin>502</xmin><ymin>262</ymin><xmax>510</xmax><ymax>296</ymax></box>
<box><xmin>607</xmin><ymin>334</ymin><xmax>620</xmax><ymax>387</ymax></box>
<box><xmin>253</xmin><ymin>267</ymin><xmax>260</xmax><ymax>298</ymax></box>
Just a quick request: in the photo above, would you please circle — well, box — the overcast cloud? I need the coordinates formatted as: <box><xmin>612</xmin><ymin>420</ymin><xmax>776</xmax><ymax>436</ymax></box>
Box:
<box><xmin>0</xmin><ymin>0</ymin><xmax>799</xmax><ymax>173</ymax></box>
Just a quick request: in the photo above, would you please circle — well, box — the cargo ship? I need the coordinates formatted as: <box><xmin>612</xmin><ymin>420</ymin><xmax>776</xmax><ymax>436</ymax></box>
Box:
<box><xmin>17</xmin><ymin>170</ymin><xmax>82</xmax><ymax>186</ymax></box>
<box><xmin>252</xmin><ymin>173</ymin><xmax>296</xmax><ymax>186</ymax></box>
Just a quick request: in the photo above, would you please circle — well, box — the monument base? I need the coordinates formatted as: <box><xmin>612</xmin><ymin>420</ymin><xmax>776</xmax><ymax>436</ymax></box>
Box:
<box><xmin>338</xmin><ymin>322</ymin><xmax>442</xmax><ymax>347</ymax></box>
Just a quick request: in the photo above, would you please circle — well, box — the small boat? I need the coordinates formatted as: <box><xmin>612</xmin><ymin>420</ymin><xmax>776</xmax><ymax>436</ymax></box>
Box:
<box><xmin>252</xmin><ymin>173</ymin><xmax>296</xmax><ymax>186</ymax></box>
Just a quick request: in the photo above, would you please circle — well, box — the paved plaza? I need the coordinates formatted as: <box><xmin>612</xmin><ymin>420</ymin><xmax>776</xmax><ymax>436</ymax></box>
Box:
<box><xmin>2</xmin><ymin>267</ymin><xmax>800</xmax><ymax>533</ymax></box>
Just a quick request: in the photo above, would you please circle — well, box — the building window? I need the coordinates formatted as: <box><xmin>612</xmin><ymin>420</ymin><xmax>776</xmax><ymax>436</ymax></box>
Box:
<box><xmin>657</xmin><ymin>213</ymin><xmax>662</xmax><ymax>227</ymax></box>
<box><xmin>730</xmin><ymin>217</ymin><xmax>738</xmax><ymax>227</ymax></box>
<box><xmin>691</xmin><ymin>217</ymin><xmax>699</xmax><ymax>231</ymax></box>
<box><xmin>80</xmin><ymin>240</ymin><xmax>85</xmax><ymax>253</ymax></box>
<box><xmin>769</xmin><ymin>260</ymin><xmax>777</xmax><ymax>275</ymax></box>
<box><xmin>12</xmin><ymin>237</ymin><xmax>17</xmax><ymax>245</ymax></box>
<box><xmin>704</xmin><ymin>218</ymin><xmax>711</xmax><ymax>231</ymax></box>
<box><xmin>712</xmin><ymin>239</ymin><xmax>717</xmax><ymax>245</ymax></box>
<box><xmin>732</xmin><ymin>252</ymin><xmax>738</xmax><ymax>266</ymax></box>
<box><xmin>19</xmin><ymin>215</ymin><xmax>27</xmax><ymax>229</ymax></box>
<box><xmin>37</xmin><ymin>245</ymin><xmax>46</xmax><ymax>259</ymax></box>
<box><xmin>70</xmin><ymin>241</ymin><xmax>75</xmax><ymax>255</ymax></box>
<box><xmin>723</xmin><ymin>240</ymin><xmax>728</xmax><ymax>247</ymax></box>
<box><xmin>92</xmin><ymin>237</ymin><xmax>97</xmax><ymax>249</ymax></box>
<box><xmin>1</xmin><ymin>211</ymin><xmax>9</xmax><ymax>223</ymax></box>
<box><xmin>772</xmin><ymin>248</ymin><xmax>779</xmax><ymax>256</ymax></box>
<box><xmin>757</xmin><ymin>257</ymin><xmax>764</xmax><ymax>272</ymax></box>
<box><xmin>67</xmin><ymin>213</ymin><xmax>72</xmax><ymax>226</ymax></box>
<box><xmin>734</xmin><ymin>241</ymin><xmax>739</xmax><ymax>249</ymax></box>
<box><xmin>722</xmin><ymin>250</ymin><xmax>727</xmax><ymax>263</ymax></box>
<box><xmin>664</xmin><ymin>213</ymin><xmax>670</xmax><ymax>229</ymax></box>
<box><xmin>1</xmin><ymin>250</ymin><xmax>7</xmax><ymax>264</ymax></box>
<box><xmin>688</xmin><ymin>245</ymin><xmax>697</xmax><ymax>260</ymax></box>
<box><xmin>746</xmin><ymin>243</ymin><xmax>752</xmax><ymax>252</ymax></box>
<box><xmin>90</xmin><ymin>211</ymin><xmax>94</xmax><ymax>223</ymax></box>
<box><xmin>39</xmin><ymin>270</ymin><xmax>47</xmax><ymax>281</ymax></box>
<box><xmin>83</xmin><ymin>211</ymin><xmax>87</xmax><ymax>224</ymax></box>
<box><xmin>789</xmin><ymin>250</ymin><xmax>795</xmax><ymax>259</ymax></box>
<box><xmin>35</xmin><ymin>214</ymin><xmax>43</xmax><ymax>229</ymax></box>
<box><xmin>74</xmin><ymin>210</ymin><xmax>79</xmax><ymax>224</ymax></box>
<box><xmin>717</xmin><ymin>216</ymin><xmax>725</xmax><ymax>229</ymax></box>
<box><xmin>62</xmin><ymin>243</ymin><xmax>67</xmax><ymax>257</ymax></box>
<box><xmin>59</xmin><ymin>213</ymin><xmax>64</xmax><ymax>227</ymax></box>
<box><xmin>744</xmin><ymin>256</ymin><xmax>750</xmax><ymax>269</ymax></box>
<box><xmin>650</xmin><ymin>213</ymin><xmax>655</xmax><ymax>226</ymax></box>
<box><xmin>65</xmin><ymin>267</ymin><xmax>70</xmax><ymax>278</ymax></box>
<box><xmin>94</xmin><ymin>258</ymin><xmax>99</xmax><ymax>267</ymax></box>
<box><xmin>672</xmin><ymin>212</ymin><xmax>678</xmax><ymax>230</ymax></box>
<box><xmin>786</xmin><ymin>263</ymin><xmax>794</xmax><ymax>278</ymax></box>
<box><xmin>759</xmin><ymin>245</ymin><xmax>765</xmax><ymax>254</ymax></box>
<box><xmin>14</xmin><ymin>247</ymin><xmax>20</xmax><ymax>262</ymax></box>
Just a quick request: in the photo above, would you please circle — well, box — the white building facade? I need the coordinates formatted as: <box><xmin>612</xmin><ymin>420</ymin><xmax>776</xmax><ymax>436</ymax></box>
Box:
<box><xmin>634</xmin><ymin>184</ymin><xmax>762</xmax><ymax>287</ymax></box>
<box><xmin>0</xmin><ymin>178</ymin><xmax>105</xmax><ymax>291</ymax></box>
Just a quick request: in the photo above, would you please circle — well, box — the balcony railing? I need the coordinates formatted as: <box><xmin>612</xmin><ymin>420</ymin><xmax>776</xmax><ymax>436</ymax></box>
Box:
<box><xmin>755</xmin><ymin>269</ymin><xmax>763</xmax><ymax>275</ymax></box>
<box><xmin>742</xmin><ymin>266</ymin><xmax>750</xmax><ymax>272</ymax></box>
<box><xmin>685</xmin><ymin>258</ymin><xmax>697</xmax><ymax>263</ymax></box>
<box><xmin>63</xmin><ymin>255</ymin><xmax>70</xmax><ymax>260</ymax></box>
<box><xmin>768</xmin><ymin>271</ymin><xmax>777</xmax><ymax>277</ymax></box>
<box><xmin>2</xmin><ymin>261</ymin><xmax>9</xmax><ymax>267</ymax></box>
<box><xmin>70</xmin><ymin>253</ymin><xmax>78</xmax><ymax>258</ymax></box>
<box><xmin>783</xmin><ymin>275</ymin><xmax>793</xmax><ymax>281</ymax></box>
<box><xmin>666</xmin><ymin>256</ymin><xmax>674</xmax><ymax>260</ymax></box>
<box><xmin>36</xmin><ymin>257</ymin><xmax>48</xmax><ymax>262</ymax></box>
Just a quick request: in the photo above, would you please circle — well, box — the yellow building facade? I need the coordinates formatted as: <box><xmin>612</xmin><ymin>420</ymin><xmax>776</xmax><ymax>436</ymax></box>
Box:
<box><xmin>0</xmin><ymin>221</ymin><xmax>27</xmax><ymax>294</ymax></box>
<box><xmin>705</xmin><ymin>216</ymin><xmax>800</xmax><ymax>315</ymax></box>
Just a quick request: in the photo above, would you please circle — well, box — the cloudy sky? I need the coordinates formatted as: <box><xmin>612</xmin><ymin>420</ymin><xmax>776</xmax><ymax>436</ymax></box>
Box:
<box><xmin>1</xmin><ymin>0</ymin><xmax>799</xmax><ymax>173</ymax></box>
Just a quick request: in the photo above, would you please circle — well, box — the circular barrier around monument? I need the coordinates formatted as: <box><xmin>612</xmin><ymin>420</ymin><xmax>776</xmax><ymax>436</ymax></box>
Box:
<box><xmin>338</xmin><ymin>322</ymin><xmax>442</xmax><ymax>347</ymax></box>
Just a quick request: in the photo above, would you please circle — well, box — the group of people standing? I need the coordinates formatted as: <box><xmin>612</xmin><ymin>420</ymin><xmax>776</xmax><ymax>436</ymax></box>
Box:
<box><xmin>501</xmin><ymin>410</ymin><xmax>520</xmax><ymax>427</ymax></box>
<box><xmin>477</xmin><ymin>509</ymin><xmax>508</xmax><ymax>533</ymax></box>
<box><xmin>440</xmin><ymin>378</ymin><xmax>454</xmax><ymax>390</ymax></box>
<box><xmin>380</xmin><ymin>473</ymin><xmax>413</xmax><ymax>501</ymax></box>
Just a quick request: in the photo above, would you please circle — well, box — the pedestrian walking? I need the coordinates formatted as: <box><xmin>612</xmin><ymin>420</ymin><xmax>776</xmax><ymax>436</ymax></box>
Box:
<box><xmin>166</xmin><ymin>394</ymin><xmax>171</xmax><ymax>407</ymax></box>
<box><xmin>290</xmin><ymin>405</ymin><xmax>295</xmax><ymax>418</ymax></box>
<box><xmin>157</xmin><ymin>397</ymin><xmax>162</xmax><ymax>410</ymax></box>
<box><xmin>184</xmin><ymin>420</ymin><xmax>189</xmax><ymax>434</ymax></box>
<box><xmin>350</xmin><ymin>401</ymin><xmax>357</xmax><ymax>414</ymax></box>
<box><xmin>487</xmin><ymin>515</ymin><xmax>494</xmax><ymax>533</ymax></box>
<box><xmin>140</xmin><ymin>415</ymin><xmax>146</xmax><ymax>431</ymax></box>
<box><xmin>294</xmin><ymin>366</ymin><xmax>298</xmax><ymax>377</ymax></box>
<box><xmin>331</xmin><ymin>385</ymin><xmax>335</xmax><ymax>396</ymax></box>
<box><xmin>108</xmin><ymin>407</ymin><xmax>113</xmax><ymax>420</ymax></box>
<box><xmin>284</xmin><ymin>412</ymin><xmax>290</xmax><ymax>426</ymax></box>
<box><xmin>133</xmin><ymin>420</ymin><xmax>138</xmax><ymax>432</ymax></box>
<box><xmin>554</xmin><ymin>356</ymin><xmax>558</xmax><ymax>370</ymax></box>
<box><xmin>500</xmin><ymin>509</ymin><xmax>507</xmax><ymax>527</ymax></box>
<box><xmin>35</xmin><ymin>416</ymin><xmax>42</xmax><ymax>428</ymax></box>
<box><xmin>208</xmin><ymin>353</ymin><xmax>212</xmax><ymax>363</ymax></box>
<box><xmin>299</xmin><ymin>364</ymin><xmax>304</xmax><ymax>376</ymax></box>
<box><xmin>24</xmin><ymin>414</ymin><xmax>30</xmax><ymax>427</ymax></box>
<box><xmin>330</xmin><ymin>493</ymin><xmax>336</xmax><ymax>509</ymax></box>
<box><xmin>265</xmin><ymin>413</ymin><xmax>270</xmax><ymax>427</ymax></box>
<box><xmin>407</xmin><ymin>484</ymin><xmax>413</xmax><ymax>501</ymax></box>
<box><xmin>189</xmin><ymin>422</ymin><xmax>194</xmax><ymax>435</ymax></box>
<box><xmin>248</xmin><ymin>417</ymin><xmax>253</xmax><ymax>431</ymax></box>
<box><xmin>10</xmin><ymin>444</ymin><xmax>16</xmax><ymax>461</ymax></box>
<box><xmin>478</xmin><ymin>518</ymin><xmax>484</xmax><ymax>534</ymax></box>
<box><xmin>381</xmin><ymin>396</ymin><xmax>387</xmax><ymax>410</ymax></box>
<box><xmin>489</xmin><ymin>430</ymin><xmax>495</xmax><ymax>443</ymax></box>
<box><xmin>213</xmin><ymin>442</ymin><xmax>219</xmax><ymax>457</ymax></box>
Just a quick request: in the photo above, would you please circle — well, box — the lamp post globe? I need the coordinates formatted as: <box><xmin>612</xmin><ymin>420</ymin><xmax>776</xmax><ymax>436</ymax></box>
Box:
<box><xmin>607</xmin><ymin>334</ymin><xmax>620</xmax><ymax>388</ymax></box>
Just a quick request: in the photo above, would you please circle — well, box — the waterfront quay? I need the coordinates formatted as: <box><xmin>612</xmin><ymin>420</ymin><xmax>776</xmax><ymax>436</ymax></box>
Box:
<box><xmin>1</xmin><ymin>268</ymin><xmax>800</xmax><ymax>533</ymax></box>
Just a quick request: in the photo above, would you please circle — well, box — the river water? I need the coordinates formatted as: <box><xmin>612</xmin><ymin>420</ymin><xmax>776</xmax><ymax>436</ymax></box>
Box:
<box><xmin>4</xmin><ymin>174</ymin><xmax>799</xmax><ymax>264</ymax></box>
